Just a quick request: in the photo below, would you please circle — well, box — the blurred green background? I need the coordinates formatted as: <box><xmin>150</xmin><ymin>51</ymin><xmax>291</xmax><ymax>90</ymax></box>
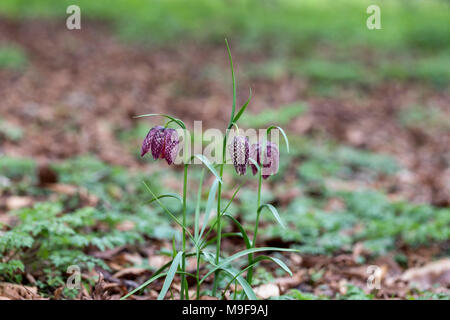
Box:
<box><xmin>0</xmin><ymin>0</ymin><xmax>449</xmax><ymax>85</ymax></box>
<box><xmin>0</xmin><ymin>0</ymin><xmax>449</xmax><ymax>299</ymax></box>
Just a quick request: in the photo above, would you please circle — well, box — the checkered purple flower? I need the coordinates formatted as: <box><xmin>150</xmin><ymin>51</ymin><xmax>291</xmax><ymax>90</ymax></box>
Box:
<box><xmin>249</xmin><ymin>141</ymin><xmax>279</xmax><ymax>179</ymax></box>
<box><xmin>229</xmin><ymin>135</ymin><xmax>250</xmax><ymax>175</ymax></box>
<box><xmin>141</xmin><ymin>126</ymin><xmax>179</xmax><ymax>165</ymax></box>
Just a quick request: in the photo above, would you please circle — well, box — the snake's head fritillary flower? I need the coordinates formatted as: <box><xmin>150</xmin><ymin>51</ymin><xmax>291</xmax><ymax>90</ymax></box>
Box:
<box><xmin>250</xmin><ymin>141</ymin><xmax>279</xmax><ymax>179</ymax></box>
<box><xmin>141</xmin><ymin>126</ymin><xmax>179</xmax><ymax>165</ymax></box>
<box><xmin>229</xmin><ymin>135</ymin><xmax>250</xmax><ymax>175</ymax></box>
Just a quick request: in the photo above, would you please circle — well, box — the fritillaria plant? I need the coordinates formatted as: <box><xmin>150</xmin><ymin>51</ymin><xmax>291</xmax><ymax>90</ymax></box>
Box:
<box><xmin>121</xmin><ymin>40</ymin><xmax>293</xmax><ymax>301</ymax></box>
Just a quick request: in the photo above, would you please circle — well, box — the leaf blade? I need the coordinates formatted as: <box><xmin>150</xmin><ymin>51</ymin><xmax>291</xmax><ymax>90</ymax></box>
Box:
<box><xmin>157</xmin><ymin>251</ymin><xmax>184</xmax><ymax>300</ymax></box>
<box><xmin>134</xmin><ymin>113</ymin><xmax>186</xmax><ymax>129</ymax></box>
<box><xmin>200</xmin><ymin>247</ymin><xmax>298</xmax><ymax>284</ymax></box>
<box><xmin>232</xmin><ymin>88</ymin><xmax>252</xmax><ymax>123</ymax></box>
<box><xmin>267</xmin><ymin>126</ymin><xmax>290</xmax><ymax>153</ymax></box>
<box><xmin>194</xmin><ymin>154</ymin><xmax>223</xmax><ymax>184</ymax></box>
<box><xmin>147</xmin><ymin>192</ymin><xmax>182</xmax><ymax>204</ymax></box>
<box><xmin>198</xmin><ymin>177</ymin><xmax>220</xmax><ymax>240</ymax></box>
<box><xmin>224</xmin><ymin>213</ymin><xmax>251</xmax><ymax>249</ymax></box>
<box><xmin>258</xmin><ymin>203</ymin><xmax>285</xmax><ymax>229</ymax></box>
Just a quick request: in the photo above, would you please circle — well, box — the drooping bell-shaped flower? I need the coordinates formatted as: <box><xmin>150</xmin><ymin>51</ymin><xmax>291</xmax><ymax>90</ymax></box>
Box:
<box><xmin>249</xmin><ymin>141</ymin><xmax>279</xmax><ymax>179</ymax></box>
<box><xmin>141</xmin><ymin>126</ymin><xmax>179</xmax><ymax>165</ymax></box>
<box><xmin>229</xmin><ymin>135</ymin><xmax>250</xmax><ymax>175</ymax></box>
<box><xmin>141</xmin><ymin>125</ymin><xmax>163</xmax><ymax>158</ymax></box>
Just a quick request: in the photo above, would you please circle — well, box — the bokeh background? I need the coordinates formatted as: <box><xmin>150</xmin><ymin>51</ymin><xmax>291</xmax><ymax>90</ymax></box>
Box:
<box><xmin>0</xmin><ymin>0</ymin><xmax>449</xmax><ymax>299</ymax></box>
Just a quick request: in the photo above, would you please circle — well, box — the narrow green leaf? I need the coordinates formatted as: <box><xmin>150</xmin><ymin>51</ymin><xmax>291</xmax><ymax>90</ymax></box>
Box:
<box><xmin>221</xmin><ymin>179</ymin><xmax>246</xmax><ymax>214</ymax></box>
<box><xmin>202</xmin><ymin>252</ymin><xmax>256</xmax><ymax>300</ymax></box>
<box><xmin>142</xmin><ymin>181</ymin><xmax>194</xmax><ymax>241</ymax></box>
<box><xmin>225</xmin><ymin>38</ymin><xmax>237</xmax><ymax>126</ymax></box>
<box><xmin>134</xmin><ymin>113</ymin><xmax>186</xmax><ymax>129</ymax></box>
<box><xmin>200</xmin><ymin>247</ymin><xmax>297</xmax><ymax>284</ymax></box>
<box><xmin>222</xmin><ymin>256</ymin><xmax>291</xmax><ymax>299</ymax></box>
<box><xmin>198</xmin><ymin>179</ymin><xmax>247</xmax><ymax>248</ymax></box>
<box><xmin>120</xmin><ymin>272</ymin><xmax>168</xmax><ymax>300</ymax></box>
<box><xmin>147</xmin><ymin>193</ymin><xmax>182</xmax><ymax>204</ymax></box>
<box><xmin>201</xmin><ymin>232</ymin><xmax>242</xmax><ymax>248</ymax></box>
<box><xmin>198</xmin><ymin>177</ymin><xmax>220</xmax><ymax>240</ymax></box>
<box><xmin>232</xmin><ymin>88</ymin><xmax>252</xmax><ymax>124</ymax></box>
<box><xmin>194</xmin><ymin>169</ymin><xmax>206</xmax><ymax>242</ymax></box>
<box><xmin>224</xmin><ymin>213</ymin><xmax>251</xmax><ymax>249</ymax></box>
<box><xmin>267</xmin><ymin>126</ymin><xmax>290</xmax><ymax>153</ymax></box>
<box><xmin>258</xmin><ymin>203</ymin><xmax>285</xmax><ymax>229</ymax></box>
<box><xmin>194</xmin><ymin>154</ymin><xmax>223</xmax><ymax>184</ymax></box>
<box><xmin>222</xmin><ymin>267</ymin><xmax>256</xmax><ymax>300</ymax></box>
<box><xmin>172</xmin><ymin>236</ymin><xmax>177</xmax><ymax>258</ymax></box>
<box><xmin>253</xmin><ymin>255</ymin><xmax>292</xmax><ymax>276</ymax></box>
<box><xmin>158</xmin><ymin>251</ymin><xmax>184</xmax><ymax>300</ymax></box>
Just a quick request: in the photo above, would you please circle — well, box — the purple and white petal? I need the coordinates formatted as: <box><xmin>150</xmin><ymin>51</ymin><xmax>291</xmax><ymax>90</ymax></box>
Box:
<box><xmin>141</xmin><ymin>126</ymin><xmax>161</xmax><ymax>157</ymax></box>
<box><xmin>230</xmin><ymin>136</ymin><xmax>249</xmax><ymax>175</ymax></box>
<box><xmin>150</xmin><ymin>126</ymin><xmax>166</xmax><ymax>160</ymax></box>
<box><xmin>163</xmin><ymin>129</ymin><xmax>180</xmax><ymax>165</ymax></box>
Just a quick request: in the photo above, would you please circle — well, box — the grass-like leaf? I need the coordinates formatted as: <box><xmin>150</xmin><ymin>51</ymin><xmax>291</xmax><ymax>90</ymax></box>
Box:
<box><xmin>147</xmin><ymin>192</ymin><xmax>182</xmax><ymax>204</ymax></box>
<box><xmin>224</xmin><ymin>213</ymin><xmax>251</xmax><ymax>249</ymax></box>
<box><xmin>253</xmin><ymin>255</ymin><xmax>292</xmax><ymax>276</ymax></box>
<box><xmin>222</xmin><ymin>255</ymin><xmax>292</xmax><ymax>299</ymax></box>
<box><xmin>121</xmin><ymin>272</ymin><xmax>168</xmax><ymax>300</ymax></box>
<box><xmin>258</xmin><ymin>203</ymin><xmax>285</xmax><ymax>229</ymax></box>
<box><xmin>267</xmin><ymin>125</ymin><xmax>290</xmax><ymax>153</ymax></box>
<box><xmin>158</xmin><ymin>251</ymin><xmax>184</xmax><ymax>300</ymax></box>
<box><xmin>203</xmin><ymin>252</ymin><xmax>256</xmax><ymax>300</ymax></box>
<box><xmin>232</xmin><ymin>88</ymin><xmax>252</xmax><ymax>124</ymax></box>
<box><xmin>194</xmin><ymin>169</ymin><xmax>205</xmax><ymax>241</ymax></box>
<box><xmin>120</xmin><ymin>258</ymin><xmax>173</xmax><ymax>300</ymax></box>
<box><xmin>142</xmin><ymin>181</ymin><xmax>194</xmax><ymax>241</ymax></box>
<box><xmin>194</xmin><ymin>154</ymin><xmax>223</xmax><ymax>184</ymax></box>
<box><xmin>225</xmin><ymin>38</ymin><xmax>237</xmax><ymax>127</ymax></box>
<box><xmin>198</xmin><ymin>177</ymin><xmax>220</xmax><ymax>240</ymax></box>
<box><xmin>200</xmin><ymin>247</ymin><xmax>297</xmax><ymax>284</ymax></box>
<box><xmin>134</xmin><ymin>113</ymin><xmax>186</xmax><ymax>129</ymax></box>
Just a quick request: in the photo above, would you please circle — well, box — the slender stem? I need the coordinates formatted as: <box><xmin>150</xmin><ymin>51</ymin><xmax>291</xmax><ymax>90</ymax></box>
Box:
<box><xmin>196</xmin><ymin>250</ymin><xmax>201</xmax><ymax>300</ymax></box>
<box><xmin>246</xmin><ymin>169</ymin><xmax>262</xmax><ymax>286</ymax></box>
<box><xmin>212</xmin><ymin>161</ymin><xmax>225</xmax><ymax>295</ymax></box>
<box><xmin>198</xmin><ymin>179</ymin><xmax>246</xmax><ymax>249</ymax></box>
<box><xmin>180</xmin><ymin>164</ymin><xmax>188</xmax><ymax>299</ymax></box>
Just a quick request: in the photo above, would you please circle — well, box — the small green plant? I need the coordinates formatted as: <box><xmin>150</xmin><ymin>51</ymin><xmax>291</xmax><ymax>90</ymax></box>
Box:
<box><xmin>0</xmin><ymin>200</ymin><xmax>147</xmax><ymax>296</ymax></box>
<box><xmin>0</xmin><ymin>118</ymin><xmax>24</xmax><ymax>142</ymax></box>
<box><xmin>121</xmin><ymin>40</ymin><xmax>294</xmax><ymax>300</ymax></box>
<box><xmin>0</xmin><ymin>45</ymin><xmax>28</xmax><ymax>71</ymax></box>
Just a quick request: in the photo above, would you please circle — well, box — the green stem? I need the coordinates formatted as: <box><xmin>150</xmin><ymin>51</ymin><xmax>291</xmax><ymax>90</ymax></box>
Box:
<box><xmin>180</xmin><ymin>164</ymin><xmax>188</xmax><ymax>299</ymax></box>
<box><xmin>196</xmin><ymin>250</ymin><xmax>201</xmax><ymax>300</ymax></box>
<box><xmin>246</xmin><ymin>169</ymin><xmax>262</xmax><ymax>286</ymax></box>
<box><xmin>212</xmin><ymin>162</ymin><xmax>225</xmax><ymax>295</ymax></box>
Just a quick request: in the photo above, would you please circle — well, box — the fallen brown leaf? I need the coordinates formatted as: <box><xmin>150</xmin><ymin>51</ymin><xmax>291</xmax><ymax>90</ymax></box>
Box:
<box><xmin>113</xmin><ymin>267</ymin><xmax>149</xmax><ymax>279</ymax></box>
<box><xmin>401</xmin><ymin>258</ymin><xmax>450</xmax><ymax>290</ymax></box>
<box><xmin>0</xmin><ymin>282</ymin><xmax>45</xmax><ymax>300</ymax></box>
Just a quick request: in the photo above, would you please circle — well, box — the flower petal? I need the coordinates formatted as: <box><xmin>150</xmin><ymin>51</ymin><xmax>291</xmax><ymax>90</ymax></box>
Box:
<box><xmin>150</xmin><ymin>126</ymin><xmax>165</xmax><ymax>160</ymax></box>
<box><xmin>230</xmin><ymin>136</ymin><xmax>249</xmax><ymax>175</ymax></box>
<box><xmin>250</xmin><ymin>142</ymin><xmax>279</xmax><ymax>179</ymax></box>
<box><xmin>141</xmin><ymin>126</ymin><xmax>161</xmax><ymax>157</ymax></box>
<box><xmin>162</xmin><ymin>129</ymin><xmax>179</xmax><ymax>165</ymax></box>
